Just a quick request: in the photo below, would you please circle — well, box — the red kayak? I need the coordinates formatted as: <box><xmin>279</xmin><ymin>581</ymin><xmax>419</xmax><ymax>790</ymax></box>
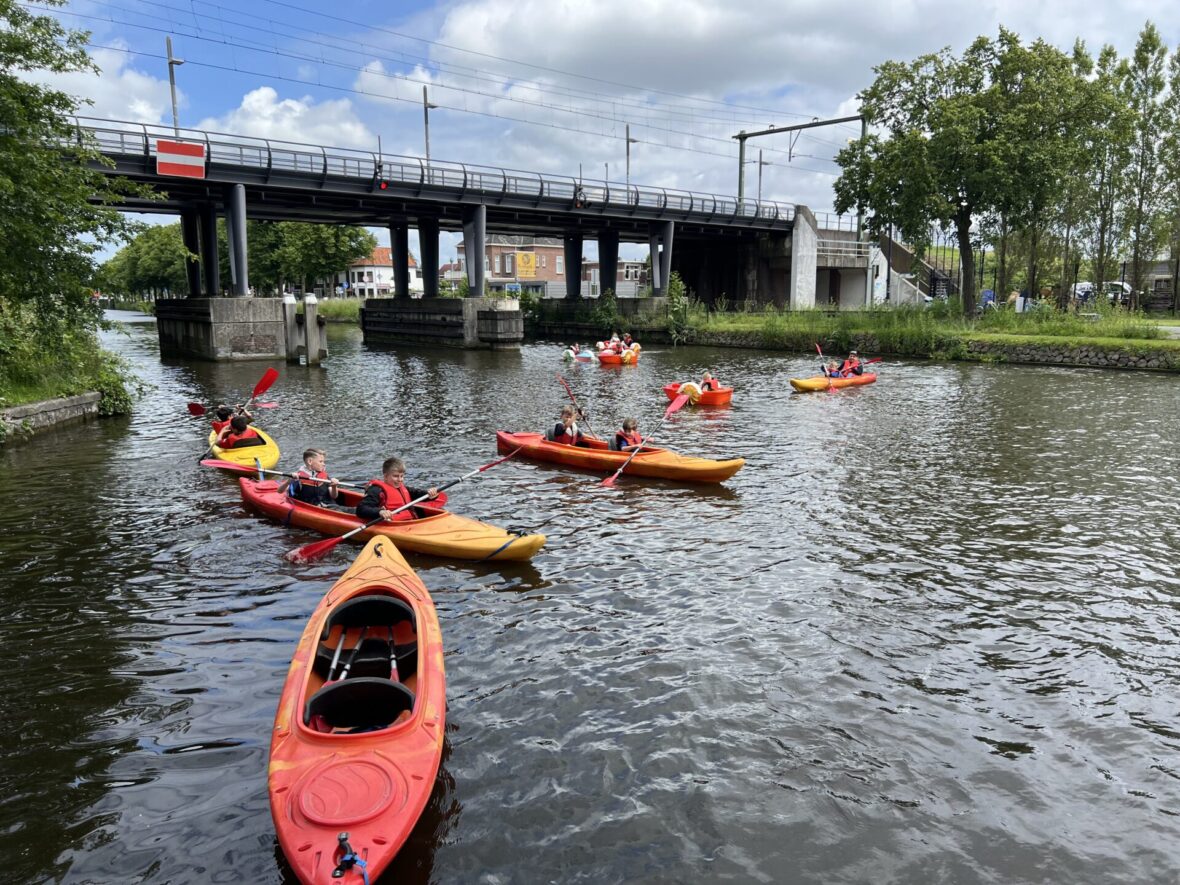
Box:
<box><xmin>662</xmin><ymin>382</ymin><xmax>733</xmax><ymax>406</ymax></box>
<box><xmin>269</xmin><ymin>536</ymin><xmax>445</xmax><ymax>885</ymax></box>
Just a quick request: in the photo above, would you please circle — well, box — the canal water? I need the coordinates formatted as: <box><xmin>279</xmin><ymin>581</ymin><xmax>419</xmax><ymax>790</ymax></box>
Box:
<box><xmin>1</xmin><ymin>312</ymin><xmax>1178</xmax><ymax>883</ymax></box>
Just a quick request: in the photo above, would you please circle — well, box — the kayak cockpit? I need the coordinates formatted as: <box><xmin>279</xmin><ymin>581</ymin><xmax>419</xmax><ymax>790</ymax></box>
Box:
<box><xmin>302</xmin><ymin>592</ymin><xmax>420</xmax><ymax>733</ymax></box>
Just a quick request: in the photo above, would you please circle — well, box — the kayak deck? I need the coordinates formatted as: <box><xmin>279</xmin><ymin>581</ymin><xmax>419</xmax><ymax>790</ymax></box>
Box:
<box><xmin>207</xmin><ymin>427</ymin><xmax>281</xmax><ymax>470</ymax></box>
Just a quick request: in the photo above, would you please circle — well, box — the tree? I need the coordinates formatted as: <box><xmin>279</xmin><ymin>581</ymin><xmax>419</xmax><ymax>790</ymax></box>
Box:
<box><xmin>0</xmin><ymin>0</ymin><xmax>148</xmax><ymax>326</ymax></box>
<box><xmin>1120</xmin><ymin>23</ymin><xmax>1169</xmax><ymax>309</ymax></box>
<box><xmin>1161</xmin><ymin>47</ymin><xmax>1180</xmax><ymax>312</ymax></box>
<box><xmin>276</xmin><ymin>223</ymin><xmax>376</xmax><ymax>292</ymax></box>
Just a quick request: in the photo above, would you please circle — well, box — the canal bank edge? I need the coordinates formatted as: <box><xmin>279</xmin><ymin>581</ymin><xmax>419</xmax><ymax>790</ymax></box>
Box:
<box><xmin>529</xmin><ymin>322</ymin><xmax>1180</xmax><ymax>372</ymax></box>
<box><xmin>1</xmin><ymin>392</ymin><xmax>102</xmax><ymax>444</ymax></box>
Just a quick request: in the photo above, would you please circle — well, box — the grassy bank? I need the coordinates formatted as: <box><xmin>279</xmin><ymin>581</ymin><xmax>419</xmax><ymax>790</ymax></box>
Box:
<box><xmin>296</xmin><ymin>298</ymin><xmax>362</xmax><ymax>322</ymax></box>
<box><xmin>0</xmin><ymin>304</ymin><xmax>137</xmax><ymax>417</ymax></box>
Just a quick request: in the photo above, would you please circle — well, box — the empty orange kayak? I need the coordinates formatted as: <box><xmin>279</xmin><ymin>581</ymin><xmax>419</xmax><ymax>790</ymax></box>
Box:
<box><xmin>496</xmin><ymin>431</ymin><xmax>744</xmax><ymax>483</ymax></box>
<box><xmin>239</xmin><ymin>478</ymin><xmax>546</xmax><ymax>561</ymax></box>
<box><xmin>789</xmin><ymin>372</ymin><xmax>877</xmax><ymax>392</ymax></box>
<box><xmin>663</xmin><ymin>382</ymin><xmax>734</xmax><ymax>406</ymax></box>
<box><xmin>268</xmin><ymin>536</ymin><xmax>445</xmax><ymax>885</ymax></box>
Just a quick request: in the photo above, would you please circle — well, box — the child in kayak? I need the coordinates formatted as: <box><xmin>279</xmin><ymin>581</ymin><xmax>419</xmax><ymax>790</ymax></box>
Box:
<box><xmin>356</xmin><ymin>457</ymin><xmax>446</xmax><ymax>522</ymax></box>
<box><xmin>701</xmin><ymin>371</ymin><xmax>719</xmax><ymax>391</ymax></box>
<box><xmin>215</xmin><ymin>414</ymin><xmax>264</xmax><ymax>448</ymax></box>
<box><xmin>838</xmin><ymin>350</ymin><xmax>864</xmax><ymax>375</ymax></box>
<box><xmin>551</xmin><ymin>405</ymin><xmax>590</xmax><ymax>446</ymax></box>
<box><xmin>822</xmin><ymin>360</ymin><xmax>844</xmax><ymax>379</ymax></box>
<box><xmin>277</xmin><ymin>448</ymin><xmax>340</xmax><ymax>508</ymax></box>
<box><xmin>211</xmin><ymin>404</ymin><xmax>251</xmax><ymax>434</ymax></box>
<box><xmin>614</xmin><ymin>417</ymin><xmax>643</xmax><ymax>452</ymax></box>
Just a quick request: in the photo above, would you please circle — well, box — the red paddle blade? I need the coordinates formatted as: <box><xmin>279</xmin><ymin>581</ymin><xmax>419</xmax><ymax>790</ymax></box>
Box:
<box><xmin>286</xmin><ymin>535</ymin><xmax>344</xmax><ymax>564</ymax></box>
<box><xmin>200</xmin><ymin>458</ymin><xmax>254</xmax><ymax>475</ymax></box>
<box><xmin>664</xmin><ymin>394</ymin><xmax>690</xmax><ymax>417</ymax></box>
<box><xmin>601</xmin><ymin>474</ymin><xmax>618</xmax><ymax>488</ymax></box>
<box><xmin>253</xmin><ymin>367</ymin><xmax>280</xmax><ymax>399</ymax></box>
<box><xmin>187</xmin><ymin>402</ymin><xmax>207</xmax><ymax>416</ymax></box>
<box><xmin>255</xmin><ymin>401</ymin><xmax>279</xmax><ymax>408</ymax></box>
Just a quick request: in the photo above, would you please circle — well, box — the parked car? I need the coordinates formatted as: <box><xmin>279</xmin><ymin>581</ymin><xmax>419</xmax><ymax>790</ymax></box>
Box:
<box><xmin>1104</xmin><ymin>281</ymin><xmax>1132</xmax><ymax>305</ymax></box>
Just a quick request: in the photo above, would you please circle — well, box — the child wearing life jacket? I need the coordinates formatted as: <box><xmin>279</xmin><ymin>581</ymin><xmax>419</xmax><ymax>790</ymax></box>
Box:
<box><xmin>216</xmin><ymin>414</ymin><xmax>263</xmax><ymax>448</ymax></box>
<box><xmin>614</xmin><ymin>417</ymin><xmax>643</xmax><ymax>452</ymax></box>
<box><xmin>355</xmin><ymin>457</ymin><xmax>446</xmax><ymax>522</ymax></box>
<box><xmin>822</xmin><ymin>360</ymin><xmax>843</xmax><ymax>379</ymax></box>
<box><xmin>211</xmin><ymin>405</ymin><xmax>234</xmax><ymax>434</ymax></box>
<box><xmin>551</xmin><ymin>404</ymin><xmax>590</xmax><ymax>446</ymax></box>
<box><xmin>701</xmin><ymin>371</ymin><xmax>718</xmax><ymax>391</ymax></box>
<box><xmin>278</xmin><ymin>448</ymin><xmax>340</xmax><ymax>507</ymax></box>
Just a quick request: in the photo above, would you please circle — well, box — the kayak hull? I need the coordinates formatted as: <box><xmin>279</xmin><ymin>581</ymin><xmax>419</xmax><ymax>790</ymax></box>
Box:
<box><xmin>496</xmin><ymin>431</ymin><xmax>744</xmax><ymax>483</ymax></box>
<box><xmin>597</xmin><ymin>350</ymin><xmax>639</xmax><ymax>366</ymax></box>
<box><xmin>789</xmin><ymin>372</ymin><xmax>877</xmax><ymax>392</ymax></box>
<box><xmin>239</xmin><ymin>478</ymin><xmax>545</xmax><ymax>561</ymax></box>
<box><xmin>208</xmin><ymin>427</ymin><xmax>281</xmax><ymax>470</ymax></box>
<box><xmin>269</xmin><ymin>536</ymin><xmax>445</xmax><ymax>885</ymax></box>
<box><xmin>663</xmin><ymin>382</ymin><xmax>733</xmax><ymax>406</ymax></box>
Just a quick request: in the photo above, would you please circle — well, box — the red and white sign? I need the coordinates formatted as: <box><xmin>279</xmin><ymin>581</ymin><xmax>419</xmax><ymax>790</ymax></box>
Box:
<box><xmin>156</xmin><ymin>139</ymin><xmax>206</xmax><ymax>179</ymax></box>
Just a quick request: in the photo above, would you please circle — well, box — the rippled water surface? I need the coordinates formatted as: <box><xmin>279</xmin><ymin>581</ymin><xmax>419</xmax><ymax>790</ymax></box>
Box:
<box><xmin>2</xmin><ymin>311</ymin><xmax>1179</xmax><ymax>883</ymax></box>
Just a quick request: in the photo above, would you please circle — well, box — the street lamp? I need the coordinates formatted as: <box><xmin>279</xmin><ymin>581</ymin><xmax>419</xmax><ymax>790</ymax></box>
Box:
<box><xmin>756</xmin><ymin>150</ymin><xmax>771</xmax><ymax>202</ymax></box>
<box><xmin>423</xmin><ymin>85</ymin><xmax>439</xmax><ymax>162</ymax></box>
<box><xmin>166</xmin><ymin>36</ymin><xmax>184</xmax><ymax>136</ymax></box>
<box><xmin>625</xmin><ymin>123</ymin><xmax>639</xmax><ymax>189</ymax></box>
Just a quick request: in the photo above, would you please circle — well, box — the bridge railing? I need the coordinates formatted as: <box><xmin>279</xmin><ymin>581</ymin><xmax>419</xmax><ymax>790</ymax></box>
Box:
<box><xmin>73</xmin><ymin>116</ymin><xmax>800</xmax><ymax>226</ymax></box>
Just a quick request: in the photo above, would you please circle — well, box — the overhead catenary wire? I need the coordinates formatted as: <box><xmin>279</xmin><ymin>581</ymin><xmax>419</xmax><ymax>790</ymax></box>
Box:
<box><xmin>43</xmin><ymin>0</ymin><xmax>853</xmax><ymax>163</ymax></box>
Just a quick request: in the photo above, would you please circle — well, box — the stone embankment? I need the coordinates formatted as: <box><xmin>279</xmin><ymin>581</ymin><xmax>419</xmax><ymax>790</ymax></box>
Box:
<box><xmin>1</xmin><ymin>392</ymin><xmax>101</xmax><ymax>443</ymax></box>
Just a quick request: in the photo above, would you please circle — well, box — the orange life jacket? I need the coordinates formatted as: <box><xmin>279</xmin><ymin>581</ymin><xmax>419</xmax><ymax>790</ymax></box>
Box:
<box><xmin>617</xmin><ymin>429</ymin><xmax>642</xmax><ymax>448</ymax></box>
<box><xmin>369</xmin><ymin>479</ymin><xmax>417</xmax><ymax>521</ymax></box>
<box><xmin>222</xmin><ymin>426</ymin><xmax>260</xmax><ymax>448</ymax></box>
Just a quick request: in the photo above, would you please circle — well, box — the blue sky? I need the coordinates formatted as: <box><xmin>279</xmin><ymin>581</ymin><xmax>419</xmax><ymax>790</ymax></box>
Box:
<box><xmin>33</xmin><ymin>0</ymin><xmax>1180</xmax><ymax>264</ymax></box>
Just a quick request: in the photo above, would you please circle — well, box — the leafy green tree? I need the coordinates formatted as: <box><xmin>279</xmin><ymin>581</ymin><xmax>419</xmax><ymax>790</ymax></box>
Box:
<box><xmin>0</xmin><ymin>0</ymin><xmax>148</xmax><ymax>323</ymax></box>
<box><xmin>1161</xmin><ymin>47</ymin><xmax>1180</xmax><ymax>311</ymax></box>
<box><xmin>277</xmin><ymin>223</ymin><xmax>375</xmax><ymax>292</ymax></box>
<box><xmin>1120</xmin><ymin>23</ymin><xmax>1169</xmax><ymax>308</ymax></box>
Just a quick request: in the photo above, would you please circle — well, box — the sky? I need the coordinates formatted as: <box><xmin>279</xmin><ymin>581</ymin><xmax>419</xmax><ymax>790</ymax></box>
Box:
<box><xmin>29</xmin><ymin>0</ymin><xmax>1180</xmax><ymax>265</ymax></box>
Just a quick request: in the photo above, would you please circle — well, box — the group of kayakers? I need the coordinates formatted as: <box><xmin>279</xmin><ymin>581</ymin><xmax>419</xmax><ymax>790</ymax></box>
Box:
<box><xmin>822</xmin><ymin>350</ymin><xmax>866</xmax><ymax>379</ymax></box>
<box><xmin>550</xmin><ymin>405</ymin><xmax>647</xmax><ymax>452</ymax></box>
<box><xmin>211</xmin><ymin>405</ymin><xmax>266</xmax><ymax>449</ymax></box>
<box><xmin>598</xmin><ymin>332</ymin><xmax>641</xmax><ymax>354</ymax></box>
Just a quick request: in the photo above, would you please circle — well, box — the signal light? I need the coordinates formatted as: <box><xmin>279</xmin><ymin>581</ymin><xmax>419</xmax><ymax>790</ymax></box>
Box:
<box><xmin>378</xmin><ymin>180</ymin><xmax>389</xmax><ymax>190</ymax></box>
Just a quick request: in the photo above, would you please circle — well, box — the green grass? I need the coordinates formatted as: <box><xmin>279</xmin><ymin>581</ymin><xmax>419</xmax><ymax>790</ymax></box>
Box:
<box><xmin>297</xmin><ymin>298</ymin><xmax>362</xmax><ymax>322</ymax></box>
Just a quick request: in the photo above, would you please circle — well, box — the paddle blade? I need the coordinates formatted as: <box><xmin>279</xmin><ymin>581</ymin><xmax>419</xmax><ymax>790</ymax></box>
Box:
<box><xmin>187</xmin><ymin>402</ymin><xmax>207</xmax><ymax>416</ymax></box>
<box><xmin>601</xmin><ymin>473</ymin><xmax>619</xmax><ymax>488</ymax></box>
<box><xmin>664</xmin><ymin>394</ymin><xmax>690</xmax><ymax>418</ymax></box>
<box><xmin>286</xmin><ymin>535</ymin><xmax>344</xmax><ymax>564</ymax></box>
<box><xmin>255</xmin><ymin>401</ymin><xmax>279</xmax><ymax>408</ymax></box>
<box><xmin>253</xmin><ymin>367</ymin><xmax>280</xmax><ymax>399</ymax></box>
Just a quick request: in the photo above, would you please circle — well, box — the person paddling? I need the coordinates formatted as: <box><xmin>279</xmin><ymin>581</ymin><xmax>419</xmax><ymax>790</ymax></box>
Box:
<box><xmin>216</xmin><ymin>414</ymin><xmax>264</xmax><ymax>448</ymax></box>
<box><xmin>700</xmin><ymin>371</ymin><xmax>719</xmax><ymax>391</ymax></box>
<box><xmin>838</xmin><ymin>350</ymin><xmax>864</xmax><ymax>376</ymax></box>
<box><xmin>355</xmin><ymin>457</ymin><xmax>446</xmax><ymax>523</ymax></box>
<box><xmin>277</xmin><ymin>448</ymin><xmax>341</xmax><ymax>508</ymax></box>
<box><xmin>614</xmin><ymin>417</ymin><xmax>644</xmax><ymax>452</ymax></box>
<box><xmin>551</xmin><ymin>404</ymin><xmax>591</xmax><ymax>447</ymax></box>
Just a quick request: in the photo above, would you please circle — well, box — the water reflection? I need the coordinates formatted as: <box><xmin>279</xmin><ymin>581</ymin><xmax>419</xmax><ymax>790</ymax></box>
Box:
<box><xmin>0</xmin><ymin>315</ymin><xmax>1178</xmax><ymax>883</ymax></box>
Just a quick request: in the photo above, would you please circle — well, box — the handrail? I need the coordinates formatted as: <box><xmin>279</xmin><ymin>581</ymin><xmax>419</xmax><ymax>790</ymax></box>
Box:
<box><xmin>69</xmin><ymin>115</ymin><xmax>820</xmax><ymax>227</ymax></box>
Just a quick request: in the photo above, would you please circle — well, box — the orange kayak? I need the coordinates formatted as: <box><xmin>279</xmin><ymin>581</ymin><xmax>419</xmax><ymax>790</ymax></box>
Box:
<box><xmin>496</xmin><ymin>431</ymin><xmax>744</xmax><ymax>483</ymax></box>
<box><xmin>597</xmin><ymin>349</ymin><xmax>639</xmax><ymax>365</ymax></box>
<box><xmin>239</xmin><ymin>478</ymin><xmax>546</xmax><ymax>561</ymax></box>
<box><xmin>663</xmin><ymin>382</ymin><xmax>733</xmax><ymax>406</ymax></box>
<box><xmin>789</xmin><ymin>372</ymin><xmax>877</xmax><ymax>392</ymax></box>
<box><xmin>269</xmin><ymin>536</ymin><xmax>445</xmax><ymax>885</ymax></box>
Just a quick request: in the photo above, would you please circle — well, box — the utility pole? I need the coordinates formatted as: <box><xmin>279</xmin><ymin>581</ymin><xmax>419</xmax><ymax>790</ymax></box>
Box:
<box><xmin>733</xmin><ymin>114</ymin><xmax>863</xmax><ymax>212</ymax></box>
<box><xmin>735</xmin><ymin>130</ymin><xmax>747</xmax><ymax>211</ymax></box>
<box><xmin>422</xmin><ymin>85</ymin><xmax>438</xmax><ymax>162</ymax></box>
<box><xmin>625</xmin><ymin>124</ymin><xmax>638</xmax><ymax>189</ymax></box>
<box><xmin>856</xmin><ymin>115</ymin><xmax>867</xmax><ymax>241</ymax></box>
<box><xmin>166</xmin><ymin>36</ymin><xmax>184</xmax><ymax>136</ymax></box>
<box><xmin>756</xmin><ymin>150</ymin><xmax>771</xmax><ymax>202</ymax></box>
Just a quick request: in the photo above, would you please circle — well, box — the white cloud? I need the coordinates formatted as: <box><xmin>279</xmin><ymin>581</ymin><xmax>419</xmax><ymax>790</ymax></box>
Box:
<box><xmin>28</xmin><ymin>44</ymin><xmax>173</xmax><ymax>125</ymax></box>
<box><xmin>197</xmin><ymin>87</ymin><xmax>376</xmax><ymax>149</ymax></box>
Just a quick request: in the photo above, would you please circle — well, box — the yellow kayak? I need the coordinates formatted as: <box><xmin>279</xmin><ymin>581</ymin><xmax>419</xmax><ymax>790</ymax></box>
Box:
<box><xmin>207</xmin><ymin>427</ymin><xmax>281</xmax><ymax>470</ymax></box>
<box><xmin>789</xmin><ymin>373</ymin><xmax>877</xmax><ymax>393</ymax></box>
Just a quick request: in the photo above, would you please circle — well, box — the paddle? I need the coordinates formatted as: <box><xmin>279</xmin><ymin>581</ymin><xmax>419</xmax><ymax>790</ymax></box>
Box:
<box><xmin>557</xmin><ymin>373</ymin><xmax>598</xmax><ymax>439</ymax></box>
<box><xmin>197</xmin><ymin>367</ymin><xmax>281</xmax><ymax>461</ymax></box>
<box><xmin>285</xmin><ymin>448</ymin><xmax>523</xmax><ymax>564</ymax></box>
<box><xmin>815</xmin><ymin>342</ymin><xmax>837</xmax><ymax>392</ymax></box>
<box><xmin>199</xmin><ymin>461</ymin><xmax>368</xmax><ymax>489</ymax></box>
<box><xmin>602</xmin><ymin>394</ymin><xmax>689</xmax><ymax>487</ymax></box>
<box><xmin>188</xmin><ymin>401</ymin><xmax>278</xmax><ymax>417</ymax></box>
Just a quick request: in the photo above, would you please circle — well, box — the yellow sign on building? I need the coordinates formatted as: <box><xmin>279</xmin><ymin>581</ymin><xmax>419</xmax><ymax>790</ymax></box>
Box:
<box><xmin>516</xmin><ymin>251</ymin><xmax>537</xmax><ymax>278</ymax></box>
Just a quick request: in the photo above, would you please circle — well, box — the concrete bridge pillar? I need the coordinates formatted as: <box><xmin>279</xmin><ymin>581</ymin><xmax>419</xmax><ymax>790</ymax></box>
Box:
<box><xmin>648</xmin><ymin>221</ymin><xmax>675</xmax><ymax>294</ymax></box>
<box><xmin>418</xmin><ymin>217</ymin><xmax>439</xmax><ymax>299</ymax></box>
<box><xmin>462</xmin><ymin>204</ymin><xmax>486</xmax><ymax>297</ymax></box>
<box><xmin>180</xmin><ymin>208</ymin><xmax>202</xmax><ymax>297</ymax></box>
<box><xmin>390</xmin><ymin>221</ymin><xmax>410</xmax><ymax>299</ymax></box>
<box><xmin>199</xmin><ymin>205</ymin><xmax>220</xmax><ymax>296</ymax></box>
<box><xmin>790</xmin><ymin>205</ymin><xmax>818</xmax><ymax>308</ymax></box>
<box><xmin>598</xmin><ymin>229</ymin><xmax>619</xmax><ymax>295</ymax></box>
<box><xmin>226</xmin><ymin>183</ymin><xmax>250</xmax><ymax>297</ymax></box>
<box><xmin>564</xmin><ymin>233</ymin><xmax>584</xmax><ymax>299</ymax></box>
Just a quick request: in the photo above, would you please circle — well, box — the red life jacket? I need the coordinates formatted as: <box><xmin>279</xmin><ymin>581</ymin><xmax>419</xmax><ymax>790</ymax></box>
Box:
<box><xmin>369</xmin><ymin>479</ymin><xmax>417</xmax><ymax>521</ymax></box>
<box><xmin>618</xmin><ymin>430</ymin><xmax>642</xmax><ymax>448</ymax></box>
<box><xmin>211</xmin><ymin>419</ymin><xmax>231</xmax><ymax>433</ymax></box>
<box><xmin>222</xmin><ymin>426</ymin><xmax>260</xmax><ymax>448</ymax></box>
<box><xmin>701</xmin><ymin>379</ymin><xmax>718</xmax><ymax>391</ymax></box>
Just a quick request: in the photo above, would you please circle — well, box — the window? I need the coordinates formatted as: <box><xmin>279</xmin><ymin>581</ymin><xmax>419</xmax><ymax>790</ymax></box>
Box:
<box><xmin>556</xmin><ymin>256</ymin><xmax>564</xmax><ymax>274</ymax></box>
<box><xmin>505</xmin><ymin>253</ymin><xmax>514</xmax><ymax>274</ymax></box>
<box><xmin>1154</xmin><ymin>278</ymin><xmax>1171</xmax><ymax>293</ymax></box>
<box><xmin>495</xmin><ymin>254</ymin><xmax>502</xmax><ymax>274</ymax></box>
<box><xmin>540</xmin><ymin>254</ymin><xmax>547</xmax><ymax>268</ymax></box>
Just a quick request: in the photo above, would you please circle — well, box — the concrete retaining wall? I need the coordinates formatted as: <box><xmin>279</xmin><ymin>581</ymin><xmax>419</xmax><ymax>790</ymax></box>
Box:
<box><xmin>156</xmin><ymin>298</ymin><xmax>286</xmax><ymax>361</ymax></box>
<box><xmin>362</xmin><ymin>297</ymin><xmax>524</xmax><ymax>349</ymax></box>
<box><xmin>1</xmin><ymin>392</ymin><xmax>101</xmax><ymax>442</ymax></box>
